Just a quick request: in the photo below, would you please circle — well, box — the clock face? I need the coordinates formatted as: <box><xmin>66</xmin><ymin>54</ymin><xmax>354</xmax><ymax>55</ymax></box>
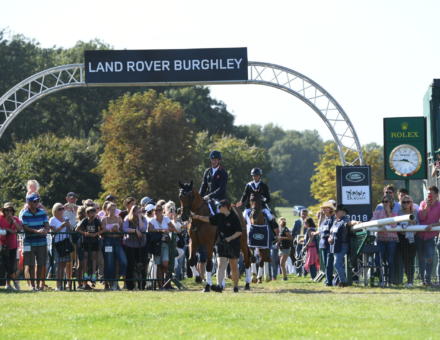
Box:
<box><xmin>389</xmin><ymin>144</ymin><xmax>422</xmax><ymax>177</ymax></box>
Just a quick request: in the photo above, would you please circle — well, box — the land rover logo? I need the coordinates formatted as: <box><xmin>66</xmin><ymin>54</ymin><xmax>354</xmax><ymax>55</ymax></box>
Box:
<box><xmin>253</xmin><ymin>233</ymin><xmax>264</xmax><ymax>241</ymax></box>
<box><xmin>345</xmin><ymin>171</ymin><xmax>365</xmax><ymax>183</ymax></box>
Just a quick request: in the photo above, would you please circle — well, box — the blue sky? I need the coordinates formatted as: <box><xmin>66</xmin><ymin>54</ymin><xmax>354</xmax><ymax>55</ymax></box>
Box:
<box><xmin>1</xmin><ymin>0</ymin><xmax>440</xmax><ymax>145</ymax></box>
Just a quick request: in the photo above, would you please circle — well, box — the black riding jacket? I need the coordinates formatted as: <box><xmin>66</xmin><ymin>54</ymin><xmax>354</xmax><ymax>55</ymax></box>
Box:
<box><xmin>199</xmin><ymin>166</ymin><xmax>228</xmax><ymax>200</ymax></box>
<box><xmin>239</xmin><ymin>181</ymin><xmax>271</xmax><ymax>208</ymax></box>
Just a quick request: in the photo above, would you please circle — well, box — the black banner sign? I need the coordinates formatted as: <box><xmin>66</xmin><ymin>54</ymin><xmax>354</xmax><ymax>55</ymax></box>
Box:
<box><xmin>84</xmin><ymin>48</ymin><xmax>248</xmax><ymax>85</ymax></box>
<box><xmin>336</xmin><ymin>166</ymin><xmax>372</xmax><ymax>222</ymax></box>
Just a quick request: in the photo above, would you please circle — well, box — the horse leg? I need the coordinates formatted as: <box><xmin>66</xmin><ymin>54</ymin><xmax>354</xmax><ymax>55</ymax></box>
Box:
<box><xmin>263</xmin><ymin>250</ymin><xmax>271</xmax><ymax>282</ymax></box>
<box><xmin>188</xmin><ymin>236</ymin><xmax>201</xmax><ymax>283</ymax></box>
<box><xmin>203</xmin><ymin>245</ymin><xmax>214</xmax><ymax>293</ymax></box>
<box><xmin>251</xmin><ymin>262</ymin><xmax>257</xmax><ymax>280</ymax></box>
<box><xmin>257</xmin><ymin>251</ymin><xmax>264</xmax><ymax>284</ymax></box>
<box><xmin>249</xmin><ymin>248</ymin><xmax>258</xmax><ymax>283</ymax></box>
<box><xmin>243</xmin><ymin>248</ymin><xmax>252</xmax><ymax>290</ymax></box>
<box><xmin>201</xmin><ymin>233</ymin><xmax>217</xmax><ymax>293</ymax></box>
<box><xmin>241</xmin><ymin>231</ymin><xmax>252</xmax><ymax>289</ymax></box>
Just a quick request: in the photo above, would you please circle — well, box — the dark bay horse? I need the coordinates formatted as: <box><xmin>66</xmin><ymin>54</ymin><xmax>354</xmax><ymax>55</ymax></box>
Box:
<box><xmin>247</xmin><ymin>192</ymin><xmax>273</xmax><ymax>283</ymax></box>
<box><xmin>178</xmin><ymin>181</ymin><xmax>252</xmax><ymax>290</ymax></box>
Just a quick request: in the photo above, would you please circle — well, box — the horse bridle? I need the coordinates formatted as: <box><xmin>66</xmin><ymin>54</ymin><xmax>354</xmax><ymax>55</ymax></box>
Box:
<box><xmin>180</xmin><ymin>188</ymin><xmax>205</xmax><ymax>220</ymax></box>
<box><xmin>249</xmin><ymin>191</ymin><xmax>263</xmax><ymax>222</ymax></box>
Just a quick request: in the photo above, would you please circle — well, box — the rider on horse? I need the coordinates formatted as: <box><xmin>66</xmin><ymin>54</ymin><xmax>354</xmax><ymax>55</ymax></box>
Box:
<box><xmin>199</xmin><ymin>150</ymin><xmax>228</xmax><ymax>214</ymax></box>
<box><xmin>237</xmin><ymin>168</ymin><xmax>274</xmax><ymax>222</ymax></box>
<box><xmin>237</xmin><ymin>168</ymin><xmax>277</xmax><ymax>282</ymax></box>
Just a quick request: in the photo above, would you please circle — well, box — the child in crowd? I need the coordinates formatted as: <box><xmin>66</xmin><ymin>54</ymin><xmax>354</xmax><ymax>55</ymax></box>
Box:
<box><xmin>26</xmin><ymin>179</ymin><xmax>40</xmax><ymax>196</ymax></box>
<box><xmin>23</xmin><ymin>180</ymin><xmax>45</xmax><ymax>211</ymax></box>
<box><xmin>75</xmin><ymin>206</ymin><xmax>102</xmax><ymax>285</ymax></box>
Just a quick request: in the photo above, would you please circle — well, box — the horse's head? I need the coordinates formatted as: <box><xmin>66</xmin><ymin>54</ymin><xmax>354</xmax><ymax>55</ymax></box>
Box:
<box><xmin>179</xmin><ymin>180</ymin><xmax>194</xmax><ymax>221</ymax></box>
<box><xmin>249</xmin><ymin>191</ymin><xmax>264</xmax><ymax>223</ymax></box>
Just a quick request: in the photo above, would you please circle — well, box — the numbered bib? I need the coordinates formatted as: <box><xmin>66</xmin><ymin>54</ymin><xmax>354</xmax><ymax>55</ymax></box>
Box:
<box><xmin>23</xmin><ymin>245</ymin><xmax>31</xmax><ymax>252</ymax></box>
<box><xmin>104</xmin><ymin>246</ymin><xmax>113</xmax><ymax>253</ymax></box>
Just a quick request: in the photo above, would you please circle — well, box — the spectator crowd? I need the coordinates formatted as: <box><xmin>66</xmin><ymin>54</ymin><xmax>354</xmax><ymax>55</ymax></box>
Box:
<box><xmin>1</xmin><ymin>180</ymin><xmax>439</xmax><ymax>292</ymax></box>
<box><xmin>0</xmin><ymin>180</ymin><xmax>190</xmax><ymax>291</ymax></box>
<box><xmin>291</xmin><ymin>184</ymin><xmax>440</xmax><ymax>287</ymax></box>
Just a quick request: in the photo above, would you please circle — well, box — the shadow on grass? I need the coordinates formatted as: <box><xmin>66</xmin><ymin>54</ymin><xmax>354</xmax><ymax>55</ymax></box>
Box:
<box><xmin>0</xmin><ymin>289</ymin><xmax>36</xmax><ymax>294</ymax></box>
<box><xmin>238</xmin><ymin>287</ymin><xmax>440</xmax><ymax>295</ymax></box>
<box><xmin>250</xmin><ymin>288</ymin><xmax>330</xmax><ymax>294</ymax></box>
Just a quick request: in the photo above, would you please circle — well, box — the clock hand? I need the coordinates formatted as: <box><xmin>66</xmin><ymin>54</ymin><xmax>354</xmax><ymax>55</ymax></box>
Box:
<box><xmin>394</xmin><ymin>159</ymin><xmax>418</xmax><ymax>171</ymax></box>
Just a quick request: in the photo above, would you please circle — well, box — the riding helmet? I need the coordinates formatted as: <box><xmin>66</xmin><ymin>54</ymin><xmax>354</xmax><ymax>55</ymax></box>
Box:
<box><xmin>251</xmin><ymin>168</ymin><xmax>263</xmax><ymax>176</ymax></box>
<box><xmin>209</xmin><ymin>150</ymin><xmax>222</xmax><ymax>160</ymax></box>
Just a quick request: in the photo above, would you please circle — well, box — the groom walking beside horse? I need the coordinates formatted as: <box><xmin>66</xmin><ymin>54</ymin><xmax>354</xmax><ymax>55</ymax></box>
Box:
<box><xmin>192</xmin><ymin>199</ymin><xmax>242</xmax><ymax>293</ymax></box>
<box><xmin>179</xmin><ymin>150</ymin><xmax>254</xmax><ymax>292</ymax></box>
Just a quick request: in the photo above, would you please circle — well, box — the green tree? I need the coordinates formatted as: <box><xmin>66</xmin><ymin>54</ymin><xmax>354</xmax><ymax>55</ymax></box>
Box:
<box><xmin>165</xmin><ymin>86</ymin><xmax>235</xmax><ymax>135</ymax></box>
<box><xmin>268</xmin><ymin>130</ymin><xmax>324</xmax><ymax>206</ymax></box>
<box><xmin>97</xmin><ymin>90</ymin><xmax>197</xmax><ymax>202</ymax></box>
<box><xmin>260</xmin><ymin>124</ymin><xmax>287</xmax><ymax>149</ymax></box>
<box><xmin>232</xmin><ymin>124</ymin><xmax>264</xmax><ymax>147</ymax></box>
<box><xmin>192</xmin><ymin>131</ymin><xmax>213</xmax><ymax>181</ymax></box>
<box><xmin>310</xmin><ymin>142</ymin><xmax>340</xmax><ymax>205</ymax></box>
<box><xmin>363</xmin><ymin>143</ymin><xmax>385</xmax><ymax>206</ymax></box>
<box><xmin>232</xmin><ymin>123</ymin><xmax>288</xmax><ymax>149</ymax></box>
<box><xmin>0</xmin><ymin>134</ymin><xmax>102</xmax><ymax>206</ymax></box>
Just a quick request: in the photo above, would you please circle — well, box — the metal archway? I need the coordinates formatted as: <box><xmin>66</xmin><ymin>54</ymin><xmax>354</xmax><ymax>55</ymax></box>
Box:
<box><xmin>0</xmin><ymin>62</ymin><xmax>363</xmax><ymax>165</ymax></box>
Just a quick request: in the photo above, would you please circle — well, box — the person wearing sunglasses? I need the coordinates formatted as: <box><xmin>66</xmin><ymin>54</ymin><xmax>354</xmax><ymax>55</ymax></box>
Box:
<box><xmin>397</xmin><ymin>195</ymin><xmax>418</xmax><ymax>287</ymax></box>
<box><xmin>102</xmin><ymin>202</ymin><xmax>126</xmax><ymax>291</ymax></box>
<box><xmin>397</xmin><ymin>188</ymin><xmax>419</xmax><ymax>211</ymax></box>
<box><xmin>49</xmin><ymin>203</ymin><xmax>72</xmax><ymax>291</ymax></box>
<box><xmin>372</xmin><ymin>194</ymin><xmax>398</xmax><ymax>287</ymax></box>
<box><xmin>123</xmin><ymin>204</ymin><xmax>148</xmax><ymax>290</ymax></box>
<box><xmin>20</xmin><ymin>193</ymin><xmax>50</xmax><ymax>291</ymax></box>
<box><xmin>373</xmin><ymin>185</ymin><xmax>401</xmax><ymax>215</ymax></box>
<box><xmin>119</xmin><ymin>197</ymin><xmax>137</xmax><ymax>220</ymax></box>
<box><xmin>148</xmin><ymin>204</ymin><xmax>177</xmax><ymax>288</ymax></box>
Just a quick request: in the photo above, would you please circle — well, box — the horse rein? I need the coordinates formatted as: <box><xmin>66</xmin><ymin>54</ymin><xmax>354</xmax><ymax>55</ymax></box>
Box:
<box><xmin>180</xmin><ymin>189</ymin><xmax>205</xmax><ymax>216</ymax></box>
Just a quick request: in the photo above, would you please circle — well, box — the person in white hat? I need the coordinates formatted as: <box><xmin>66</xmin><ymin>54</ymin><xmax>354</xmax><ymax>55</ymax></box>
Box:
<box><xmin>144</xmin><ymin>204</ymin><xmax>155</xmax><ymax>223</ymax></box>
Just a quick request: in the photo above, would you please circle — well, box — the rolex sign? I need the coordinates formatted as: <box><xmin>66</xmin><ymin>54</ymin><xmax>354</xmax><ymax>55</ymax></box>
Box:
<box><xmin>383</xmin><ymin>117</ymin><xmax>427</xmax><ymax>180</ymax></box>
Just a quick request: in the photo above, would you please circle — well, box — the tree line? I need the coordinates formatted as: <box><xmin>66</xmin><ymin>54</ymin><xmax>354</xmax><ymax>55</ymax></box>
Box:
<box><xmin>0</xmin><ymin>30</ymin><xmax>384</xmax><ymax>210</ymax></box>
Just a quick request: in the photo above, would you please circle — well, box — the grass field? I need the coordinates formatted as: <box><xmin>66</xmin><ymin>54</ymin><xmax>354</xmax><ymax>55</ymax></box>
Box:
<box><xmin>1</xmin><ymin>276</ymin><xmax>440</xmax><ymax>339</ymax></box>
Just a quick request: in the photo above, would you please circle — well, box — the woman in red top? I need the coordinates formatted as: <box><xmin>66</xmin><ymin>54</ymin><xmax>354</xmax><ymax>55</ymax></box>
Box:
<box><xmin>0</xmin><ymin>203</ymin><xmax>22</xmax><ymax>291</ymax></box>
